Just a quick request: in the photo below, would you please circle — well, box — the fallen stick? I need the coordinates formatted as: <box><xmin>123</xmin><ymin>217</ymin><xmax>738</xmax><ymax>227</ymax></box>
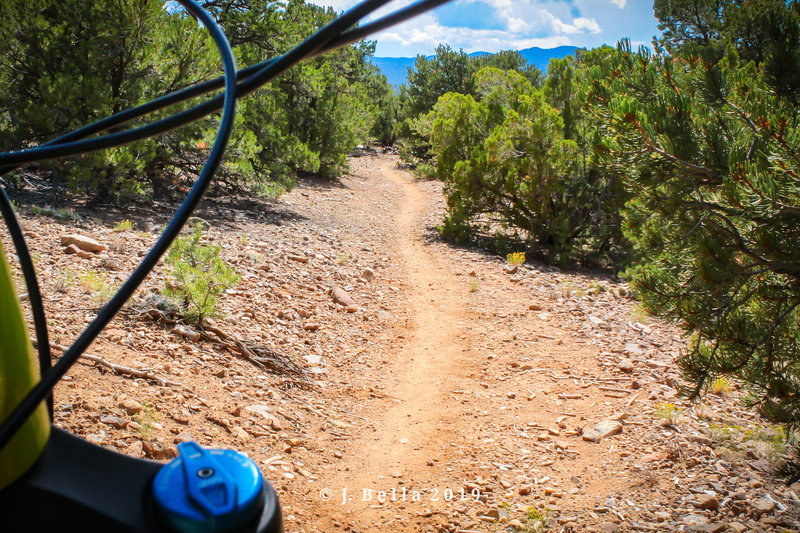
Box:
<box><xmin>599</xmin><ymin>386</ymin><xmax>633</xmax><ymax>394</ymax></box>
<box><xmin>626</xmin><ymin>392</ymin><xmax>640</xmax><ymax>407</ymax></box>
<box><xmin>33</xmin><ymin>339</ymin><xmax>182</xmax><ymax>387</ymax></box>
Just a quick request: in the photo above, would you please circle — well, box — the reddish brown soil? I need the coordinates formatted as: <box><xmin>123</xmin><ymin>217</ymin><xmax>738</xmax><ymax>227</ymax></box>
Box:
<box><xmin>4</xmin><ymin>151</ymin><xmax>799</xmax><ymax>532</ymax></box>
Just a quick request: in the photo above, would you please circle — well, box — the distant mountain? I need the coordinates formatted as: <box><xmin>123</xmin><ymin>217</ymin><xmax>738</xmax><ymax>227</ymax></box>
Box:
<box><xmin>372</xmin><ymin>46</ymin><xmax>579</xmax><ymax>89</ymax></box>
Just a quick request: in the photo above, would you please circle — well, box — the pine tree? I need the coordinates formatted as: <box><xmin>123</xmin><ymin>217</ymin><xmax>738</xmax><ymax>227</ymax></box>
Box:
<box><xmin>588</xmin><ymin>1</ymin><xmax>800</xmax><ymax>426</ymax></box>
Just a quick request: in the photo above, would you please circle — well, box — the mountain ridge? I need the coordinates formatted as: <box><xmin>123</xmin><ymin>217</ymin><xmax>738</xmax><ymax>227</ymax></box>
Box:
<box><xmin>372</xmin><ymin>45</ymin><xmax>579</xmax><ymax>89</ymax></box>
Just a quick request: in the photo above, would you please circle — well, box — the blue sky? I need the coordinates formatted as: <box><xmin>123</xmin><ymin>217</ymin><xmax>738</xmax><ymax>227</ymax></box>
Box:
<box><xmin>312</xmin><ymin>0</ymin><xmax>661</xmax><ymax>57</ymax></box>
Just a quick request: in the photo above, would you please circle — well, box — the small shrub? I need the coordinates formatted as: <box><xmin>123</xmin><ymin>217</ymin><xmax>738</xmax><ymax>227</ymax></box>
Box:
<box><xmin>654</xmin><ymin>402</ymin><xmax>682</xmax><ymax>425</ymax></box>
<box><xmin>507</xmin><ymin>251</ymin><xmax>526</xmax><ymax>268</ymax></box>
<box><xmin>630</xmin><ymin>304</ymin><xmax>650</xmax><ymax>324</ymax></box>
<box><xmin>54</xmin><ymin>268</ymin><xmax>76</xmax><ymax>293</ymax></box>
<box><xmin>80</xmin><ymin>269</ymin><xmax>114</xmax><ymax>305</ymax></box>
<box><xmin>114</xmin><ymin>219</ymin><xmax>134</xmax><ymax>232</ymax></box>
<box><xmin>30</xmin><ymin>204</ymin><xmax>77</xmax><ymax>221</ymax></box>
<box><xmin>710</xmin><ymin>422</ymin><xmax>789</xmax><ymax>463</ymax></box>
<box><xmin>164</xmin><ymin>222</ymin><xmax>240</xmax><ymax>325</ymax></box>
<box><xmin>515</xmin><ymin>506</ymin><xmax>550</xmax><ymax>532</ymax></box>
<box><xmin>709</xmin><ymin>376</ymin><xmax>733</xmax><ymax>396</ymax></box>
<box><xmin>588</xmin><ymin>281</ymin><xmax>607</xmax><ymax>294</ymax></box>
<box><xmin>30</xmin><ymin>205</ymin><xmax>54</xmax><ymax>217</ymax></box>
<box><xmin>134</xmin><ymin>401</ymin><xmax>159</xmax><ymax>438</ymax></box>
<box><xmin>56</xmin><ymin>207</ymin><xmax>77</xmax><ymax>220</ymax></box>
<box><xmin>337</xmin><ymin>252</ymin><xmax>349</xmax><ymax>265</ymax></box>
<box><xmin>469</xmin><ymin>281</ymin><xmax>480</xmax><ymax>292</ymax></box>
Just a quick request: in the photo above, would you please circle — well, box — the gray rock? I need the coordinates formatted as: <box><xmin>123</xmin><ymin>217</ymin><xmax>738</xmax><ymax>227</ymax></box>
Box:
<box><xmin>304</xmin><ymin>354</ymin><xmax>323</xmax><ymax>365</ymax></box>
<box><xmin>624</xmin><ymin>342</ymin><xmax>644</xmax><ymax>356</ymax></box>
<box><xmin>244</xmin><ymin>404</ymin><xmax>272</xmax><ymax>419</ymax></box>
<box><xmin>582</xmin><ymin>419</ymin><xmax>623</xmax><ymax>442</ymax></box>
<box><xmin>682</xmin><ymin>514</ymin><xmax>708</xmax><ymax>528</ymax></box>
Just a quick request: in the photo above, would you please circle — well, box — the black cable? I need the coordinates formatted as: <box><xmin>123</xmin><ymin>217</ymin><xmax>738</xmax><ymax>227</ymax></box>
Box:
<box><xmin>0</xmin><ymin>0</ymin><xmax>455</xmax><ymax>450</ymax></box>
<box><xmin>0</xmin><ymin>0</ymin><xmax>449</xmax><ymax>167</ymax></box>
<box><xmin>0</xmin><ymin>0</ymin><xmax>237</xmax><ymax>452</ymax></box>
<box><xmin>0</xmin><ymin>189</ymin><xmax>52</xmax><ymax>418</ymax></box>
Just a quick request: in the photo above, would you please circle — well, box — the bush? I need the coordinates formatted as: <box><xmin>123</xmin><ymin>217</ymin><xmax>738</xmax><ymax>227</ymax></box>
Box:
<box><xmin>164</xmin><ymin>222</ymin><xmax>240</xmax><ymax>326</ymax></box>
<box><xmin>0</xmin><ymin>0</ymin><xmax>395</xmax><ymax>201</ymax></box>
<box><xmin>421</xmin><ymin>67</ymin><xmax>625</xmax><ymax>264</ymax></box>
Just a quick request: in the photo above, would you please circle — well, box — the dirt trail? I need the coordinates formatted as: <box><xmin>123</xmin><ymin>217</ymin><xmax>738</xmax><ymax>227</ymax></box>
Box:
<box><xmin>310</xmin><ymin>159</ymin><xmax>480</xmax><ymax>530</ymax></box>
<box><xmin>358</xmin><ymin>163</ymin><xmax>471</xmax><ymax>481</ymax></box>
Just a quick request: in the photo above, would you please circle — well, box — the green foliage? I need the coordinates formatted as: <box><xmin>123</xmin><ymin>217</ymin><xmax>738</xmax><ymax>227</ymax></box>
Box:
<box><xmin>164</xmin><ymin>223</ymin><xmax>240</xmax><ymax>326</ymax></box>
<box><xmin>471</xmin><ymin>50</ymin><xmax>544</xmax><ymax>89</ymax></box>
<box><xmin>114</xmin><ymin>219</ymin><xmax>134</xmax><ymax>233</ymax></box>
<box><xmin>653</xmin><ymin>402</ymin><xmax>683</xmax><ymax>425</ymax></box>
<box><xmin>400</xmin><ymin>44</ymin><xmax>474</xmax><ymax>121</ymax></box>
<box><xmin>586</xmin><ymin>1</ymin><xmax>800</xmax><ymax>429</ymax></box>
<box><xmin>0</xmin><ymin>0</ymin><xmax>218</xmax><ymax>201</ymax></box>
<box><xmin>80</xmin><ymin>269</ymin><xmax>114</xmax><ymax>305</ymax></box>
<box><xmin>133</xmin><ymin>401</ymin><xmax>159</xmax><ymax>439</ymax></box>
<box><xmin>29</xmin><ymin>205</ymin><xmax>77</xmax><ymax>221</ymax></box>
<box><xmin>54</xmin><ymin>269</ymin><xmax>76</xmax><ymax>294</ymax></box>
<box><xmin>422</xmin><ymin>67</ymin><xmax>625</xmax><ymax>264</ymax></box>
<box><xmin>513</xmin><ymin>506</ymin><xmax>550</xmax><ymax>532</ymax></box>
<box><xmin>398</xmin><ymin>46</ymin><xmax>544</xmax><ymax>162</ymax></box>
<box><xmin>0</xmin><ymin>0</ymin><xmax>394</xmax><ymax>201</ymax></box>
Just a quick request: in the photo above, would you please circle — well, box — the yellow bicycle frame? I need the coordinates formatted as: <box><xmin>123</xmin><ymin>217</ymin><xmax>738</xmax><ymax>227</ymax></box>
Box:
<box><xmin>0</xmin><ymin>240</ymin><xmax>49</xmax><ymax>489</ymax></box>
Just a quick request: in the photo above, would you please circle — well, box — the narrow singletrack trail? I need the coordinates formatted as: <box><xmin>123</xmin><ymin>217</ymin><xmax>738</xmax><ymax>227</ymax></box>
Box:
<box><xmin>309</xmin><ymin>159</ymin><xmax>482</xmax><ymax>531</ymax></box>
<box><xmin>299</xmin><ymin>155</ymin><xmax>670</xmax><ymax>533</ymax></box>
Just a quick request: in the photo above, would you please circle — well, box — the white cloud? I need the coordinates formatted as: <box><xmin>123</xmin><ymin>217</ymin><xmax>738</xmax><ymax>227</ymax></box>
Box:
<box><xmin>374</xmin><ymin>16</ymin><xmax>572</xmax><ymax>55</ymax></box>
<box><xmin>307</xmin><ymin>0</ymin><xmax>649</xmax><ymax>56</ymax></box>
<box><xmin>566</xmin><ymin>16</ymin><xmax>602</xmax><ymax>34</ymax></box>
<box><xmin>507</xmin><ymin>17</ymin><xmax>529</xmax><ymax>33</ymax></box>
<box><xmin>541</xmin><ymin>10</ymin><xmax>601</xmax><ymax>34</ymax></box>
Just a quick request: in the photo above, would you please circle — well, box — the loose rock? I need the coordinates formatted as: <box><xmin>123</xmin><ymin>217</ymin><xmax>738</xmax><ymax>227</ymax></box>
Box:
<box><xmin>61</xmin><ymin>234</ymin><xmax>106</xmax><ymax>253</ymax></box>
<box><xmin>582</xmin><ymin>419</ymin><xmax>623</xmax><ymax>442</ymax></box>
<box><xmin>332</xmin><ymin>286</ymin><xmax>354</xmax><ymax>307</ymax></box>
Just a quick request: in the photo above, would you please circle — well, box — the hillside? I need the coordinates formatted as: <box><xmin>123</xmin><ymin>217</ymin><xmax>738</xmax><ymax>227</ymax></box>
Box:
<box><xmin>10</xmin><ymin>151</ymin><xmax>797</xmax><ymax>532</ymax></box>
<box><xmin>372</xmin><ymin>45</ymin><xmax>579</xmax><ymax>88</ymax></box>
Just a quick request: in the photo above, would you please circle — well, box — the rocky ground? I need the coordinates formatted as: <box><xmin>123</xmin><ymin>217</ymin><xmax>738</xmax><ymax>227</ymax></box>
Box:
<box><xmin>3</xmin><ymin>150</ymin><xmax>800</xmax><ymax>532</ymax></box>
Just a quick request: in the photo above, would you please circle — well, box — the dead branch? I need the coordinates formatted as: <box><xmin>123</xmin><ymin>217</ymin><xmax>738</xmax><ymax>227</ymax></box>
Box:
<box><xmin>32</xmin><ymin>339</ymin><xmax>182</xmax><ymax>387</ymax></box>
<box><xmin>199</xmin><ymin>324</ymin><xmax>312</xmax><ymax>387</ymax></box>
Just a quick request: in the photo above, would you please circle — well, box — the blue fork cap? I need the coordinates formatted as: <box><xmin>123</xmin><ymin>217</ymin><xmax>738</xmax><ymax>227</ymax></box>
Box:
<box><xmin>152</xmin><ymin>441</ymin><xmax>264</xmax><ymax>533</ymax></box>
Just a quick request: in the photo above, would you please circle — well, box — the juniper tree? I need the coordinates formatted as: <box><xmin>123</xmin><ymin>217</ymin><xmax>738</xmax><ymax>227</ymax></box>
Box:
<box><xmin>587</xmin><ymin>1</ymin><xmax>800</xmax><ymax>425</ymax></box>
<box><xmin>420</xmin><ymin>67</ymin><xmax>625</xmax><ymax>264</ymax></box>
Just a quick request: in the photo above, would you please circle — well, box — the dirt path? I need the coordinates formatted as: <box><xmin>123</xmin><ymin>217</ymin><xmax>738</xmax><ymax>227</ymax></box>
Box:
<box><xmin>308</xmin><ymin>159</ymin><xmax>479</xmax><ymax>530</ymax></box>
<box><xmin>302</xmin><ymin>157</ymin><xmax>633</xmax><ymax>532</ymax></box>
<box><xmin>355</xmin><ymin>164</ymin><xmax>471</xmax><ymax>488</ymax></box>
